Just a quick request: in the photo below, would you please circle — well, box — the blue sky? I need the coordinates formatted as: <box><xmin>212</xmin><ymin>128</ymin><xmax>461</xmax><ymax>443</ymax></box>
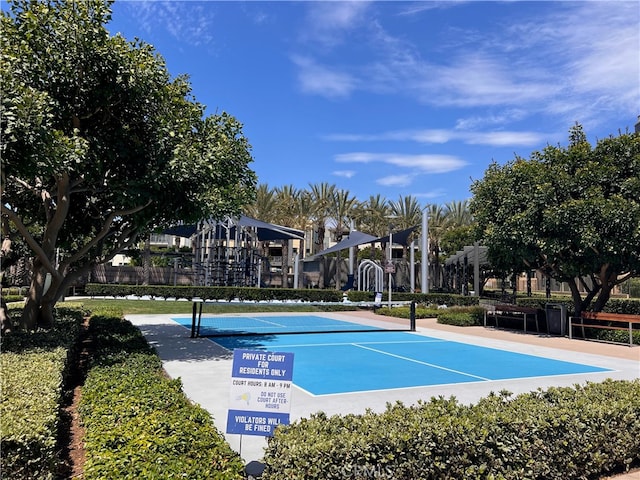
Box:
<box><xmin>107</xmin><ymin>1</ymin><xmax>639</xmax><ymax>205</ymax></box>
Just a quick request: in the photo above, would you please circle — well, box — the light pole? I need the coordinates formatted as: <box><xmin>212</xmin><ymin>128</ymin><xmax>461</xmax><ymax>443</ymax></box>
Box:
<box><xmin>421</xmin><ymin>208</ymin><xmax>429</xmax><ymax>294</ymax></box>
<box><xmin>387</xmin><ymin>225</ymin><xmax>394</xmax><ymax>308</ymax></box>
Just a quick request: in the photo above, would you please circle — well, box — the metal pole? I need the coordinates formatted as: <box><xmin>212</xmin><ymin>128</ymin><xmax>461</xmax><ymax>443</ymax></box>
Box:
<box><xmin>473</xmin><ymin>241</ymin><xmax>480</xmax><ymax>297</ymax></box>
<box><xmin>410</xmin><ymin>240</ymin><xmax>415</xmax><ymax>293</ymax></box>
<box><xmin>388</xmin><ymin>229</ymin><xmax>393</xmax><ymax>308</ymax></box>
<box><xmin>421</xmin><ymin>209</ymin><xmax>429</xmax><ymax>293</ymax></box>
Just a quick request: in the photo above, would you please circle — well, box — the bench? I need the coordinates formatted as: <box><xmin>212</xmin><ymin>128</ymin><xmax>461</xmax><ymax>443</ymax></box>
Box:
<box><xmin>569</xmin><ymin>311</ymin><xmax>640</xmax><ymax>346</ymax></box>
<box><xmin>484</xmin><ymin>304</ymin><xmax>542</xmax><ymax>333</ymax></box>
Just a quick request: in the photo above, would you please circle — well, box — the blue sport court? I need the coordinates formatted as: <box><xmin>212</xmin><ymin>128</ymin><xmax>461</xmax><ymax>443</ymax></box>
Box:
<box><xmin>173</xmin><ymin>314</ymin><xmax>612</xmax><ymax>396</ymax></box>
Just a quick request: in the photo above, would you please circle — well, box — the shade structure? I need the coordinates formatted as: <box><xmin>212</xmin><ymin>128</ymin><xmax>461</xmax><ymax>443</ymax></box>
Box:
<box><xmin>372</xmin><ymin>225</ymin><xmax>419</xmax><ymax>247</ymax></box>
<box><xmin>309</xmin><ymin>230</ymin><xmax>378</xmax><ymax>258</ymax></box>
<box><xmin>444</xmin><ymin>245</ymin><xmax>489</xmax><ymax>266</ymax></box>
<box><xmin>236</xmin><ymin>215</ymin><xmax>304</xmax><ymax>241</ymax></box>
<box><xmin>163</xmin><ymin>215</ymin><xmax>304</xmax><ymax>241</ymax></box>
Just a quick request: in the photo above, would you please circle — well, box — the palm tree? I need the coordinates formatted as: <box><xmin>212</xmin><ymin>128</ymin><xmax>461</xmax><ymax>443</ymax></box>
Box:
<box><xmin>326</xmin><ymin>188</ymin><xmax>357</xmax><ymax>289</ymax></box>
<box><xmin>243</xmin><ymin>183</ymin><xmax>277</xmax><ymax>222</ymax></box>
<box><xmin>327</xmin><ymin>189</ymin><xmax>357</xmax><ymax>243</ymax></box>
<box><xmin>308</xmin><ymin>182</ymin><xmax>336</xmax><ymax>255</ymax></box>
<box><xmin>352</xmin><ymin>194</ymin><xmax>390</xmax><ymax>237</ymax></box>
<box><xmin>352</xmin><ymin>194</ymin><xmax>390</xmax><ymax>261</ymax></box>
<box><xmin>243</xmin><ymin>183</ymin><xmax>278</xmax><ymax>261</ymax></box>
<box><xmin>444</xmin><ymin>200</ymin><xmax>472</xmax><ymax>228</ymax></box>
<box><xmin>389</xmin><ymin>195</ymin><xmax>423</xmax><ymax>260</ymax></box>
<box><xmin>425</xmin><ymin>203</ymin><xmax>446</xmax><ymax>288</ymax></box>
<box><xmin>273</xmin><ymin>185</ymin><xmax>301</xmax><ymax>288</ymax></box>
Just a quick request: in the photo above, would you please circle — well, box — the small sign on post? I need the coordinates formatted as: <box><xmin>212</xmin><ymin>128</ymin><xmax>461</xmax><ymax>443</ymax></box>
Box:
<box><xmin>227</xmin><ymin>349</ymin><xmax>294</xmax><ymax>436</ymax></box>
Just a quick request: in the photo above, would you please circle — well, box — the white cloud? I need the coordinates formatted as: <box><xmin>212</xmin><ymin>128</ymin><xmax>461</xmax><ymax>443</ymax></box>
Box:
<box><xmin>376</xmin><ymin>174</ymin><xmax>413</xmax><ymax>187</ymax></box>
<box><xmin>454</xmin><ymin>111</ymin><xmax>527</xmax><ymax>130</ymax></box>
<box><xmin>291</xmin><ymin>55</ymin><xmax>356</xmax><ymax>99</ymax></box>
<box><xmin>464</xmin><ymin>131</ymin><xmax>545</xmax><ymax>147</ymax></box>
<box><xmin>302</xmin><ymin>2</ymin><xmax>370</xmax><ymax>47</ymax></box>
<box><xmin>297</xmin><ymin>2</ymin><xmax>638</xmax><ymax>129</ymax></box>
<box><xmin>326</xmin><ymin>127</ymin><xmax>547</xmax><ymax>147</ymax></box>
<box><xmin>122</xmin><ymin>1</ymin><xmax>215</xmax><ymax>47</ymax></box>
<box><xmin>332</xmin><ymin>170</ymin><xmax>356</xmax><ymax>179</ymax></box>
<box><xmin>412</xmin><ymin>189</ymin><xmax>448</xmax><ymax>200</ymax></box>
<box><xmin>335</xmin><ymin>152</ymin><xmax>467</xmax><ymax>173</ymax></box>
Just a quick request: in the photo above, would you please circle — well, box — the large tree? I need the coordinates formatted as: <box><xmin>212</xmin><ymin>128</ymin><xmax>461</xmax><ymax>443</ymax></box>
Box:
<box><xmin>1</xmin><ymin>0</ymin><xmax>256</xmax><ymax>330</ymax></box>
<box><xmin>470</xmin><ymin>125</ymin><xmax>640</xmax><ymax>315</ymax></box>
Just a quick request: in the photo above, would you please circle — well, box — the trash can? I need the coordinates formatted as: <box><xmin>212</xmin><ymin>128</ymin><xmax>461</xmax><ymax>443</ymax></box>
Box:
<box><xmin>545</xmin><ymin>303</ymin><xmax>567</xmax><ymax>335</ymax></box>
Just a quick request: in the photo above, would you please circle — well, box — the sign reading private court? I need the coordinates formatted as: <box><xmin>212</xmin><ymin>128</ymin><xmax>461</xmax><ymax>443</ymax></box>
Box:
<box><xmin>226</xmin><ymin>349</ymin><xmax>294</xmax><ymax>436</ymax></box>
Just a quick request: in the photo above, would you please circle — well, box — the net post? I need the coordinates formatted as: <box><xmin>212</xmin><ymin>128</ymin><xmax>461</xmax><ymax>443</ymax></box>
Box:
<box><xmin>410</xmin><ymin>300</ymin><xmax>416</xmax><ymax>331</ymax></box>
<box><xmin>191</xmin><ymin>298</ymin><xmax>204</xmax><ymax>338</ymax></box>
<box><xmin>197</xmin><ymin>299</ymin><xmax>203</xmax><ymax>337</ymax></box>
<box><xmin>191</xmin><ymin>300</ymin><xmax>197</xmax><ymax>338</ymax></box>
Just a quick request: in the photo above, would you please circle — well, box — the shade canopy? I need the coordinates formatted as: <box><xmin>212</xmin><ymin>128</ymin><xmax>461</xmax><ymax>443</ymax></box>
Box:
<box><xmin>372</xmin><ymin>225</ymin><xmax>418</xmax><ymax>247</ymax></box>
<box><xmin>309</xmin><ymin>226</ymin><xmax>419</xmax><ymax>259</ymax></box>
<box><xmin>236</xmin><ymin>215</ymin><xmax>304</xmax><ymax>241</ymax></box>
<box><xmin>444</xmin><ymin>245</ymin><xmax>489</xmax><ymax>266</ymax></box>
<box><xmin>309</xmin><ymin>230</ymin><xmax>378</xmax><ymax>258</ymax></box>
<box><xmin>163</xmin><ymin>215</ymin><xmax>304</xmax><ymax>241</ymax></box>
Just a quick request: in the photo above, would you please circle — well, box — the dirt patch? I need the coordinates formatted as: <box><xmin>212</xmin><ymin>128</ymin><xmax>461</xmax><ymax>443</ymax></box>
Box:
<box><xmin>56</xmin><ymin>318</ymin><xmax>91</xmax><ymax>479</ymax></box>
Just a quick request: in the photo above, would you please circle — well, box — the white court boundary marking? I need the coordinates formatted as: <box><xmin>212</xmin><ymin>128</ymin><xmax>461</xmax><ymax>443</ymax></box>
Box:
<box><xmin>352</xmin><ymin>343</ymin><xmax>491</xmax><ymax>381</ymax></box>
<box><xmin>267</xmin><ymin>339</ymin><xmax>446</xmax><ymax>348</ymax></box>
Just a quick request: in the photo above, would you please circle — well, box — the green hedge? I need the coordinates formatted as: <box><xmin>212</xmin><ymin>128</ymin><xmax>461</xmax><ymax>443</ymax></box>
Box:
<box><xmin>0</xmin><ymin>311</ymin><xmax>83</xmax><ymax>479</ymax></box>
<box><xmin>514</xmin><ymin>297</ymin><xmax>640</xmax><ymax>344</ymax></box>
<box><xmin>513</xmin><ymin>296</ymin><xmax>640</xmax><ymax>316</ymax></box>
<box><xmin>262</xmin><ymin>379</ymin><xmax>640</xmax><ymax>479</ymax></box>
<box><xmin>86</xmin><ymin>283</ymin><xmax>343</xmax><ymax>303</ymax></box>
<box><xmin>375</xmin><ymin>305</ymin><xmax>485</xmax><ymax>327</ymax></box>
<box><xmin>1</xmin><ymin>294</ymin><xmax>24</xmax><ymax>303</ymax></box>
<box><xmin>348</xmin><ymin>290</ymin><xmax>480</xmax><ymax>306</ymax></box>
<box><xmin>79</xmin><ymin>315</ymin><xmax>244</xmax><ymax>479</ymax></box>
<box><xmin>437</xmin><ymin>306</ymin><xmax>486</xmax><ymax>327</ymax></box>
<box><xmin>85</xmin><ymin>284</ymin><xmax>484</xmax><ymax>307</ymax></box>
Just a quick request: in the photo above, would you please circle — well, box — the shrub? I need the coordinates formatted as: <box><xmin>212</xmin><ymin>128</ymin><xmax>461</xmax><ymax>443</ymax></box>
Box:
<box><xmin>262</xmin><ymin>379</ymin><xmax>640</xmax><ymax>479</ymax></box>
<box><xmin>85</xmin><ymin>283</ymin><xmax>343</xmax><ymax>303</ymax></box>
<box><xmin>0</xmin><ymin>310</ymin><xmax>83</xmax><ymax>479</ymax></box>
<box><xmin>435</xmin><ymin>306</ymin><xmax>486</xmax><ymax>327</ymax></box>
<box><xmin>79</xmin><ymin>315</ymin><xmax>244</xmax><ymax>479</ymax></box>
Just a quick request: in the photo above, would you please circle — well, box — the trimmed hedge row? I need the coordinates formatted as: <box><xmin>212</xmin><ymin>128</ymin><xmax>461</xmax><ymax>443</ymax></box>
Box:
<box><xmin>437</xmin><ymin>307</ymin><xmax>486</xmax><ymax>327</ymax></box>
<box><xmin>0</xmin><ymin>310</ymin><xmax>83</xmax><ymax>480</ymax></box>
<box><xmin>514</xmin><ymin>297</ymin><xmax>640</xmax><ymax>345</ymax></box>
<box><xmin>348</xmin><ymin>290</ymin><xmax>480</xmax><ymax>306</ymax></box>
<box><xmin>85</xmin><ymin>283</ymin><xmax>343</xmax><ymax>303</ymax></box>
<box><xmin>78</xmin><ymin>314</ymin><xmax>244</xmax><ymax>480</ymax></box>
<box><xmin>262</xmin><ymin>379</ymin><xmax>640</xmax><ymax>479</ymax></box>
<box><xmin>85</xmin><ymin>284</ymin><xmax>481</xmax><ymax>307</ymax></box>
<box><xmin>514</xmin><ymin>296</ymin><xmax>640</xmax><ymax>316</ymax></box>
<box><xmin>375</xmin><ymin>305</ymin><xmax>486</xmax><ymax>327</ymax></box>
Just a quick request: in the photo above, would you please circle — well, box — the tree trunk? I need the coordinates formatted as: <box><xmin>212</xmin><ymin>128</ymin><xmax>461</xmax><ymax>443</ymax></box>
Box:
<box><xmin>592</xmin><ymin>284</ymin><xmax>613</xmax><ymax>312</ymax></box>
<box><xmin>143</xmin><ymin>235</ymin><xmax>151</xmax><ymax>286</ymax></box>
<box><xmin>281</xmin><ymin>240</ymin><xmax>289</xmax><ymax>288</ymax></box>
<box><xmin>22</xmin><ymin>261</ymin><xmax>47</xmax><ymax>330</ymax></box>
<box><xmin>1</xmin><ymin>299</ymin><xmax>12</xmax><ymax>335</ymax></box>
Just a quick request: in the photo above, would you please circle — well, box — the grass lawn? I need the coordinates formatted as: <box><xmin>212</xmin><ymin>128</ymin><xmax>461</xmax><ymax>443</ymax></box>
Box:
<box><xmin>59</xmin><ymin>298</ymin><xmax>352</xmax><ymax>315</ymax></box>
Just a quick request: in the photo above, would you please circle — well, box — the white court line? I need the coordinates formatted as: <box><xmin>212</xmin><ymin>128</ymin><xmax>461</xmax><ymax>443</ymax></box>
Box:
<box><xmin>271</xmin><ymin>339</ymin><xmax>446</xmax><ymax>348</ymax></box>
<box><xmin>352</xmin><ymin>343</ymin><xmax>492</xmax><ymax>382</ymax></box>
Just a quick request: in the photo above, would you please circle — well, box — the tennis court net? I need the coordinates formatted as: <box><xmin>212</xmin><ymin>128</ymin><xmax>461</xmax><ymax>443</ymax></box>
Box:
<box><xmin>189</xmin><ymin>300</ymin><xmax>416</xmax><ymax>338</ymax></box>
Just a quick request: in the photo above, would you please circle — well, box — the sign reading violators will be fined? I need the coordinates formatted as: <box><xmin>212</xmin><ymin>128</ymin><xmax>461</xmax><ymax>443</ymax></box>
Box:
<box><xmin>226</xmin><ymin>349</ymin><xmax>294</xmax><ymax>436</ymax></box>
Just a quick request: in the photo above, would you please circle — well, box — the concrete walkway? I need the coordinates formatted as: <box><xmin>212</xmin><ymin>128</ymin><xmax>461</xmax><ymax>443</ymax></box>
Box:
<box><xmin>127</xmin><ymin>311</ymin><xmax>639</xmax><ymax>476</ymax></box>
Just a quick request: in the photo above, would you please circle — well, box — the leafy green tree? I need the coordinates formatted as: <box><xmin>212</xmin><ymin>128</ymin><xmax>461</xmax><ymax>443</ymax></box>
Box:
<box><xmin>470</xmin><ymin>125</ymin><xmax>640</xmax><ymax>314</ymax></box>
<box><xmin>1</xmin><ymin>0</ymin><xmax>256</xmax><ymax>329</ymax></box>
